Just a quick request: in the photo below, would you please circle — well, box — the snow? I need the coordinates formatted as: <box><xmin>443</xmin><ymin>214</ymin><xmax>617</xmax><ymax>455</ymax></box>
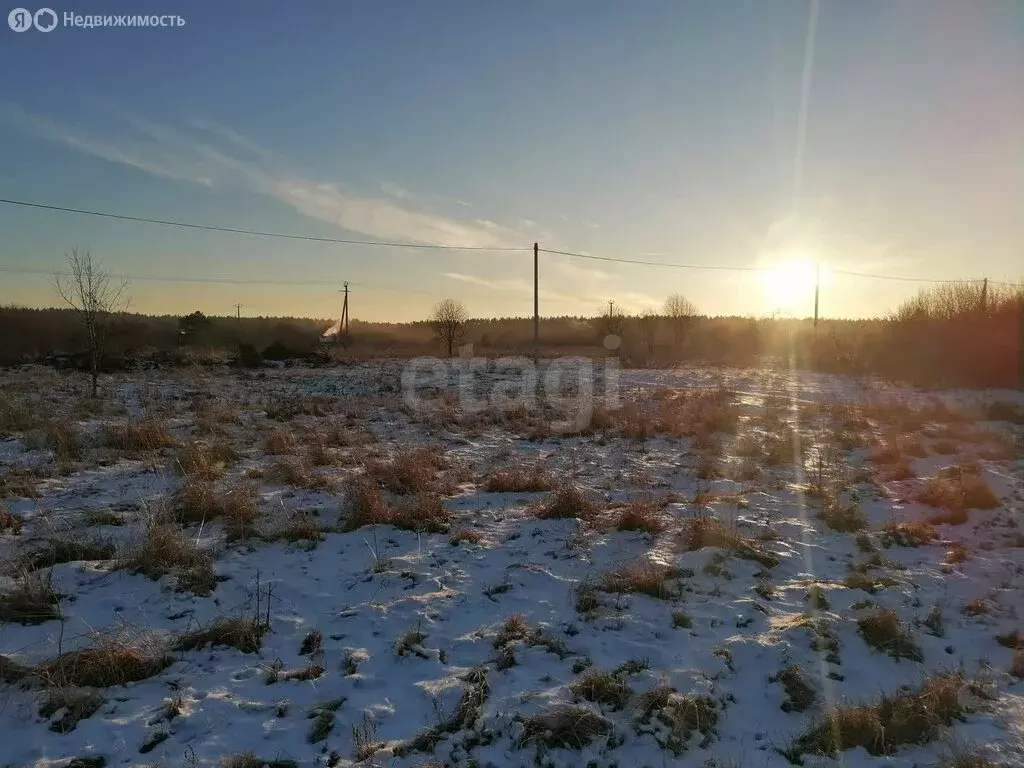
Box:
<box><xmin>0</xmin><ymin>361</ymin><xmax>1022</xmax><ymax>767</ymax></box>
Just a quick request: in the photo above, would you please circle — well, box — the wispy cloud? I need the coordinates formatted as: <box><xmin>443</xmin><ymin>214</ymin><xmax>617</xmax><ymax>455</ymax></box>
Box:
<box><xmin>1</xmin><ymin>103</ymin><xmax>525</xmax><ymax>248</ymax></box>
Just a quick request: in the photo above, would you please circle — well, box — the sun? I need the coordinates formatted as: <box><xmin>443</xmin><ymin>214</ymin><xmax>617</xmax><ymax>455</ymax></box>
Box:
<box><xmin>759</xmin><ymin>256</ymin><xmax>821</xmax><ymax>314</ymax></box>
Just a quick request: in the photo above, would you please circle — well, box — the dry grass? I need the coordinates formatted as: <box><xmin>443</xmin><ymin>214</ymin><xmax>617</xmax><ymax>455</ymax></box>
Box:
<box><xmin>391</xmin><ymin>492</ymin><xmax>451</xmax><ymax>533</ymax></box>
<box><xmin>266</xmin><ymin>456</ymin><xmax>334</xmax><ymax>491</ymax></box>
<box><xmin>820</xmin><ymin>496</ymin><xmax>868</xmax><ymax>532</ymax></box>
<box><xmin>44</xmin><ymin>420</ymin><xmax>81</xmax><ymax>462</ymax></box>
<box><xmin>1</xmin><ymin>469</ymin><xmax>40</xmax><ymax>499</ymax></box>
<box><xmin>857</xmin><ymin>608</ymin><xmax>923</xmax><ymax>661</ymax></box>
<box><xmin>0</xmin><ymin>568</ymin><xmax>60</xmax><ymax>624</ymax></box>
<box><xmin>450</xmin><ymin>527</ymin><xmax>484</xmax><ymax>545</ymax></box>
<box><xmin>484</xmin><ymin>465</ymin><xmax>553</xmax><ymax>493</ymax></box>
<box><xmin>221</xmin><ymin>752</ymin><xmax>298</xmax><ymax>768</ymax></box>
<box><xmin>519</xmin><ymin>704</ymin><xmax>612</xmax><ymax>750</ymax></box>
<box><xmin>265</xmin><ymin>661</ymin><xmax>326</xmax><ymax>684</ymax></box>
<box><xmin>174</xmin><ymin>440</ymin><xmax>237</xmax><ymax>479</ymax></box>
<box><xmin>365</xmin><ymin>447</ymin><xmax>445</xmax><ymax>495</ymax></box>
<box><xmin>636</xmin><ymin>685</ymin><xmax>718</xmax><ymax>755</ymax></box>
<box><xmin>681</xmin><ymin>516</ymin><xmax>779</xmax><ymax>568</ymax></box>
<box><xmin>616</xmin><ymin>498</ymin><xmax>667</xmax><ymax>534</ymax></box>
<box><xmin>299</xmin><ymin>628</ymin><xmax>323</xmax><ymax>656</ymax></box>
<box><xmin>341</xmin><ymin>475</ymin><xmax>391</xmax><ymax>530</ymax></box>
<box><xmin>776</xmin><ymin>664</ymin><xmax>816</xmax><ymax>712</ymax></box>
<box><xmin>174</xmin><ymin>616</ymin><xmax>267</xmax><ymax>654</ymax></box>
<box><xmin>916</xmin><ymin>466</ymin><xmax>1000</xmax><ymax>517</ymax></box>
<box><xmin>788</xmin><ymin>673</ymin><xmax>968</xmax><ymax>758</ymax></box>
<box><xmin>264</xmin><ymin>428</ymin><xmax>296</xmax><ymax>454</ymax></box>
<box><xmin>23</xmin><ymin>536</ymin><xmax>115</xmax><ymax>570</ymax></box>
<box><xmin>536</xmin><ymin>484</ymin><xmax>600</xmax><ymax>521</ymax></box>
<box><xmin>37</xmin><ymin>634</ymin><xmax>170</xmax><ymax>688</ymax></box>
<box><xmin>844</xmin><ymin>570</ymin><xmax>899</xmax><ymax>594</ymax></box>
<box><xmin>220</xmin><ymin>482</ymin><xmax>262</xmax><ymax>541</ymax></box>
<box><xmin>104</xmin><ymin>420</ymin><xmax>176</xmax><ymax>452</ymax></box>
<box><xmin>39</xmin><ymin>687</ymin><xmax>104</xmax><ymax>733</ymax></box>
<box><xmin>0</xmin><ymin>393</ymin><xmax>38</xmax><ymax>435</ymax></box>
<box><xmin>1</xmin><ymin>499</ymin><xmax>23</xmax><ymax>533</ymax></box>
<box><xmin>119</xmin><ymin>520</ymin><xmax>218</xmax><ymax>596</ymax></box>
<box><xmin>881</xmin><ymin>519</ymin><xmax>938</xmax><ymax>547</ymax></box>
<box><xmin>596</xmin><ymin>559</ymin><xmax>681</xmax><ymax>600</ymax></box>
<box><xmin>1011</xmin><ymin>651</ymin><xmax>1024</xmax><ymax>679</ymax></box>
<box><xmin>570</xmin><ymin>668</ymin><xmax>632</xmax><ymax>710</ymax></box>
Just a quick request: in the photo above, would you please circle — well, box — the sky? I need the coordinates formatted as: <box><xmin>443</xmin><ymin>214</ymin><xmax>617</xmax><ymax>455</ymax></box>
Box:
<box><xmin>1</xmin><ymin>0</ymin><xmax>1022</xmax><ymax>323</ymax></box>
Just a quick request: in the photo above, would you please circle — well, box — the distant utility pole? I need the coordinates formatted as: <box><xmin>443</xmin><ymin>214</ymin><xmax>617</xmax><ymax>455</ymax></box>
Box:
<box><xmin>234</xmin><ymin>303</ymin><xmax>242</xmax><ymax>337</ymax></box>
<box><xmin>533</xmin><ymin>243</ymin><xmax>539</xmax><ymax>363</ymax></box>
<box><xmin>813</xmin><ymin>263</ymin><xmax>820</xmax><ymax>331</ymax></box>
<box><xmin>339</xmin><ymin>282</ymin><xmax>350</xmax><ymax>340</ymax></box>
<box><xmin>980</xmin><ymin>277</ymin><xmax>988</xmax><ymax>314</ymax></box>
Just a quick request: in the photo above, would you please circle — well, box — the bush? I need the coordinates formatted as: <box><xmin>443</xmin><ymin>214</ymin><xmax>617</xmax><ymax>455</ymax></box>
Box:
<box><xmin>537</xmin><ymin>484</ymin><xmax>600</xmax><ymax>521</ymax></box>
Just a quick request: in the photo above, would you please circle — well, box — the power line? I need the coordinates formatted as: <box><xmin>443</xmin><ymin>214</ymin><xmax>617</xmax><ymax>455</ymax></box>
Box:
<box><xmin>539</xmin><ymin>247</ymin><xmax>761</xmax><ymax>272</ymax></box>
<box><xmin>0</xmin><ymin>198</ymin><xmax>530</xmax><ymax>252</ymax></box>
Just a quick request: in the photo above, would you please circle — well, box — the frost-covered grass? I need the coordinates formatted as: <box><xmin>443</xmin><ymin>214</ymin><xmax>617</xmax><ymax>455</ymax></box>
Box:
<box><xmin>0</xmin><ymin>362</ymin><xmax>1021</xmax><ymax>766</ymax></box>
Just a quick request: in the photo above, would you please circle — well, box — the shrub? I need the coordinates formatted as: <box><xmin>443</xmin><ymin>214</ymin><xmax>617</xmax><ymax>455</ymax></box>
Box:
<box><xmin>916</xmin><ymin>467</ymin><xmax>999</xmax><ymax>514</ymax></box>
<box><xmin>391</xmin><ymin>493</ymin><xmax>451</xmax><ymax>533</ymax></box>
<box><xmin>266</xmin><ymin>456</ymin><xmax>333</xmax><ymax>491</ymax></box>
<box><xmin>635</xmin><ymin>686</ymin><xmax>718</xmax><ymax>755</ymax></box>
<box><xmin>44</xmin><ymin>421</ymin><xmax>81</xmax><ymax>462</ymax></box>
<box><xmin>366</xmin><ymin>447</ymin><xmax>445</xmax><ymax>495</ymax></box>
<box><xmin>821</xmin><ymin>498</ymin><xmax>868</xmax><ymax>532</ymax></box>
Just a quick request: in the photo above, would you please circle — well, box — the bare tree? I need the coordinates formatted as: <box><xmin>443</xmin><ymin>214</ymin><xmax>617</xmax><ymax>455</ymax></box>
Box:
<box><xmin>638</xmin><ymin>309</ymin><xmax>660</xmax><ymax>360</ymax></box>
<box><xmin>431</xmin><ymin>298</ymin><xmax>468</xmax><ymax>357</ymax></box>
<box><xmin>54</xmin><ymin>248</ymin><xmax>129</xmax><ymax>397</ymax></box>
<box><xmin>663</xmin><ymin>293</ymin><xmax>697</xmax><ymax>354</ymax></box>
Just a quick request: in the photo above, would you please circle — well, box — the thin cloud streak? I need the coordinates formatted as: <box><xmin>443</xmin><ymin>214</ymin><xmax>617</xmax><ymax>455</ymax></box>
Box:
<box><xmin>1</xmin><ymin>102</ymin><xmax>526</xmax><ymax>249</ymax></box>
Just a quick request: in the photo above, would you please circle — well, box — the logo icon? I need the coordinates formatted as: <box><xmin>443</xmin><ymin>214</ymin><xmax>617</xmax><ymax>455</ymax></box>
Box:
<box><xmin>33</xmin><ymin>7</ymin><xmax>56</xmax><ymax>31</ymax></box>
<box><xmin>8</xmin><ymin>7</ymin><xmax>32</xmax><ymax>31</ymax></box>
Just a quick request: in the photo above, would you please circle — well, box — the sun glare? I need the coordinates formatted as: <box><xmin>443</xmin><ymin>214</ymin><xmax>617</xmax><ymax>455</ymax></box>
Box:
<box><xmin>759</xmin><ymin>257</ymin><xmax>822</xmax><ymax>313</ymax></box>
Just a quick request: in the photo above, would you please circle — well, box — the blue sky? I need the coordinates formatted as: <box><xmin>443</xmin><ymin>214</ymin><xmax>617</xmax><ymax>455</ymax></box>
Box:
<box><xmin>1</xmin><ymin>0</ymin><xmax>1022</xmax><ymax>321</ymax></box>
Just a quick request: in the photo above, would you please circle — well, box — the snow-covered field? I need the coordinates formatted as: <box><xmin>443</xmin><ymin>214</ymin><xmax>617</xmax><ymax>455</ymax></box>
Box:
<box><xmin>1</xmin><ymin>361</ymin><xmax>1023</xmax><ymax>768</ymax></box>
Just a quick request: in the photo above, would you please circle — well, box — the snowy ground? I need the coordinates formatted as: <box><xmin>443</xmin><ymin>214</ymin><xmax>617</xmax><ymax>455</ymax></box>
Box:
<box><xmin>1</xmin><ymin>360</ymin><xmax>1023</xmax><ymax>768</ymax></box>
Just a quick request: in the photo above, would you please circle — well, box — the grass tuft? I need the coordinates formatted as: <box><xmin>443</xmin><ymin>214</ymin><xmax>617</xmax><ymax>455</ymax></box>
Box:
<box><xmin>857</xmin><ymin>608</ymin><xmax>923</xmax><ymax>661</ymax></box>
<box><xmin>536</xmin><ymin>484</ymin><xmax>600</xmax><ymax>521</ymax></box>
<box><xmin>174</xmin><ymin>616</ymin><xmax>267</xmax><ymax>654</ymax></box>
<box><xmin>519</xmin><ymin>704</ymin><xmax>612</xmax><ymax>750</ymax></box>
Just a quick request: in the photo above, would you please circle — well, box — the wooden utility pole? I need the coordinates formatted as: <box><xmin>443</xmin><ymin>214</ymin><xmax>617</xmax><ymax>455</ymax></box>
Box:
<box><xmin>813</xmin><ymin>263</ymin><xmax>820</xmax><ymax>331</ymax></box>
<box><xmin>340</xmin><ymin>282</ymin><xmax>350</xmax><ymax>339</ymax></box>
<box><xmin>980</xmin><ymin>278</ymin><xmax>988</xmax><ymax>314</ymax></box>
<box><xmin>234</xmin><ymin>303</ymin><xmax>242</xmax><ymax>337</ymax></box>
<box><xmin>533</xmin><ymin>243</ymin><xmax>539</xmax><ymax>363</ymax></box>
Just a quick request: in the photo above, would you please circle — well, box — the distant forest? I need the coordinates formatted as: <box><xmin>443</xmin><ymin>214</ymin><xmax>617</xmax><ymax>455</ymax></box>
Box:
<box><xmin>1</xmin><ymin>279</ymin><xmax>1021</xmax><ymax>390</ymax></box>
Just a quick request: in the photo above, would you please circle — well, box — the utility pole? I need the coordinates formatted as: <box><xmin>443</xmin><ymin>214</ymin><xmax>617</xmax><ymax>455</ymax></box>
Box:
<box><xmin>338</xmin><ymin>282</ymin><xmax>350</xmax><ymax>342</ymax></box>
<box><xmin>533</xmin><ymin>243</ymin><xmax>539</xmax><ymax>363</ymax></box>
<box><xmin>813</xmin><ymin>263</ymin><xmax>820</xmax><ymax>332</ymax></box>
<box><xmin>234</xmin><ymin>303</ymin><xmax>242</xmax><ymax>338</ymax></box>
<box><xmin>980</xmin><ymin>277</ymin><xmax>988</xmax><ymax>314</ymax></box>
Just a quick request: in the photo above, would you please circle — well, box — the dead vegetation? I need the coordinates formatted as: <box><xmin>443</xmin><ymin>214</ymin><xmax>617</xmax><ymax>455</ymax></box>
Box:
<box><xmin>775</xmin><ymin>664</ymin><xmax>816</xmax><ymax>712</ymax></box>
<box><xmin>536</xmin><ymin>484</ymin><xmax>601</xmax><ymax>521</ymax></box>
<box><xmin>23</xmin><ymin>536</ymin><xmax>115</xmax><ymax>570</ymax></box>
<box><xmin>174</xmin><ymin>440</ymin><xmax>237</xmax><ymax>479</ymax></box>
<box><xmin>266</xmin><ymin>456</ymin><xmax>335</xmax><ymax>491</ymax></box>
<box><xmin>518</xmin><ymin>704</ymin><xmax>612</xmax><ymax>750</ymax></box>
<box><xmin>680</xmin><ymin>515</ymin><xmax>779</xmax><ymax>567</ymax></box>
<box><xmin>615</xmin><ymin>498</ymin><xmax>668</xmax><ymax>534</ymax></box>
<box><xmin>570</xmin><ymin>667</ymin><xmax>632</xmax><ymax>710</ymax></box>
<box><xmin>119</xmin><ymin>520</ymin><xmax>218</xmax><ymax>595</ymax></box>
<box><xmin>0</xmin><ymin>568</ymin><xmax>60</xmax><ymax>624</ymax></box>
<box><xmin>36</xmin><ymin>633</ymin><xmax>170</xmax><ymax>688</ymax></box>
<box><xmin>174</xmin><ymin>616</ymin><xmax>267</xmax><ymax>654</ymax></box>
<box><xmin>104</xmin><ymin>421</ymin><xmax>176</xmax><ymax>452</ymax></box>
<box><xmin>787</xmin><ymin>673</ymin><xmax>971</xmax><ymax>758</ymax></box>
<box><xmin>485</xmin><ymin>464</ymin><xmax>553</xmax><ymax>493</ymax></box>
<box><xmin>916</xmin><ymin>465</ymin><xmax>1000</xmax><ymax>521</ymax></box>
<box><xmin>593</xmin><ymin>559</ymin><xmax>682</xmax><ymax>600</ymax></box>
<box><xmin>365</xmin><ymin>447</ymin><xmax>446</xmax><ymax>495</ymax></box>
<box><xmin>881</xmin><ymin>519</ymin><xmax>938</xmax><ymax>547</ymax></box>
<box><xmin>857</xmin><ymin>608</ymin><xmax>923</xmax><ymax>661</ymax></box>
<box><xmin>635</xmin><ymin>685</ymin><xmax>718</xmax><ymax>755</ymax></box>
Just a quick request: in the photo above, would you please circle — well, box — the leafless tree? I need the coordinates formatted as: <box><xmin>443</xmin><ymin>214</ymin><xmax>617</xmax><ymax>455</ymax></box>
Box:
<box><xmin>431</xmin><ymin>298</ymin><xmax>468</xmax><ymax>357</ymax></box>
<box><xmin>638</xmin><ymin>309</ymin><xmax>660</xmax><ymax>360</ymax></box>
<box><xmin>54</xmin><ymin>248</ymin><xmax>130</xmax><ymax>397</ymax></box>
<box><xmin>663</xmin><ymin>293</ymin><xmax>697</xmax><ymax>353</ymax></box>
